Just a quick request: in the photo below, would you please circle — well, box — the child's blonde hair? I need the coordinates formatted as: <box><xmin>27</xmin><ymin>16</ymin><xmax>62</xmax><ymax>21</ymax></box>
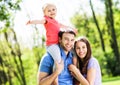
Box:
<box><xmin>42</xmin><ymin>3</ymin><xmax>56</xmax><ymax>12</ymax></box>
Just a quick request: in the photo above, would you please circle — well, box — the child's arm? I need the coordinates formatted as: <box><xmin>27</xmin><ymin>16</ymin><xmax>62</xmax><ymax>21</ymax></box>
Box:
<box><xmin>59</xmin><ymin>23</ymin><xmax>70</xmax><ymax>28</ymax></box>
<box><xmin>59</xmin><ymin>23</ymin><xmax>78</xmax><ymax>34</ymax></box>
<box><xmin>26</xmin><ymin>18</ymin><xmax>46</xmax><ymax>25</ymax></box>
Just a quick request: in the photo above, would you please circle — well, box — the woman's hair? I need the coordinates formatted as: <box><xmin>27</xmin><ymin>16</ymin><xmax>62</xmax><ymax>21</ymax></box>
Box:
<box><xmin>74</xmin><ymin>36</ymin><xmax>92</xmax><ymax>74</ymax></box>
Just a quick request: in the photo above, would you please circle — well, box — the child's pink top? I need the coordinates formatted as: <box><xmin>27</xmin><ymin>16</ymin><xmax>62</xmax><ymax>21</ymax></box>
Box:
<box><xmin>44</xmin><ymin>16</ymin><xmax>60</xmax><ymax>46</ymax></box>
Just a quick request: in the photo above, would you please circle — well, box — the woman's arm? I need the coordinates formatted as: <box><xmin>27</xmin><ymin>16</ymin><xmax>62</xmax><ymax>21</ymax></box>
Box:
<box><xmin>86</xmin><ymin>68</ymin><xmax>96</xmax><ymax>85</ymax></box>
<box><xmin>69</xmin><ymin>64</ymin><xmax>96</xmax><ymax>85</ymax></box>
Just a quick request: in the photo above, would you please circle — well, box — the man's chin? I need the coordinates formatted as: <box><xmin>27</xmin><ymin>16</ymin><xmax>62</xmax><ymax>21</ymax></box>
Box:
<box><xmin>66</xmin><ymin>48</ymin><xmax>72</xmax><ymax>51</ymax></box>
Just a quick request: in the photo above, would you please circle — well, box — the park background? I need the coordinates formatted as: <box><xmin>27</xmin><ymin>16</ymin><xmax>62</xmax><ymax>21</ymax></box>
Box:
<box><xmin>0</xmin><ymin>0</ymin><xmax>120</xmax><ymax>85</ymax></box>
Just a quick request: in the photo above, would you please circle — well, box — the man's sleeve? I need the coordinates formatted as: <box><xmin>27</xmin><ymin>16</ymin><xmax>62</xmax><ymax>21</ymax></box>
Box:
<box><xmin>39</xmin><ymin>54</ymin><xmax>53</xmax><ymax>74</ymax></box>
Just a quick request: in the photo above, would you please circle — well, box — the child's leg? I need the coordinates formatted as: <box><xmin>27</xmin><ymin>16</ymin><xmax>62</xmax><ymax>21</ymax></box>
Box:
<box><xmin>47</xmin><ymin>44</ymin><xmax>61</xmax><ymax>85</ymax></box>
<box><xmin>47</xmin><ymin>44</ymin><xmax>61</xmax><ymax>63</ymax></box>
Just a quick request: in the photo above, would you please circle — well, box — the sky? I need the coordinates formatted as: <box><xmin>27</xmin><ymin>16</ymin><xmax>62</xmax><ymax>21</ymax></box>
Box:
<box><xmin>14</xmin><ymin>0</ymin><xmax>104</xmax><ymax>48</ymax></box>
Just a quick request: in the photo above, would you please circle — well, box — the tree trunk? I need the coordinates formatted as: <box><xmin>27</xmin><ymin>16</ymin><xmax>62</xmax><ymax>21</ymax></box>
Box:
<box><xmin>105</xmin><ymin>0</ymin><xmax>120</xmax><ymax>75</ymax></box>
<box><xmin>89</xmin><ymin>0</ymin><xmax>106</xmax><ymax>52</ymax></box>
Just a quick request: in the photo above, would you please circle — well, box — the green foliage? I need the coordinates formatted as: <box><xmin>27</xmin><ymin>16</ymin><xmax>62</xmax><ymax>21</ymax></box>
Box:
<box><xmin>0</xmin><ymin>35</ymin><xmax>46</xmax><ymax>85</ymax></box>
<box><xmin>21</xmin><ymin>46</ymin><xmax>46</xmax><ymax>85</ymax></box>
<box><xmin>0</xmin><ymin>23</ymin><xmax>46</xmax><ymax>85</ymax></box>
<box><xmin>32</xmin><ymin>46</ymin><xmax>46</xmax><ymax>66</ymax></box>
<box><xmin>0</xmin><ymin>0</ymin><xmax>21</xmax><ymax>27</ymax></box>
<box><xmin>0</xmin><ymin>27</ymin><xmax>8</xmax><ymax>33</ymax></box>
<box><xmin>71</xmin><ymin>0</ymin><xmax>120</xmax><ymax>77</ymax></box>
<box><xmin>21</xmin><ymin>49</ymin><xmax>38</xmax><ymax>85</ymax></box>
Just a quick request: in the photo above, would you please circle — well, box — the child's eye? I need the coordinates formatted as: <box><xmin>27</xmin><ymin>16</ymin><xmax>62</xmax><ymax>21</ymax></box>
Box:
<box><xmin>48</xmin><ymin>10</ymin><xmax>51</xmax><ymax>12</ymax></box>
<box><xmin>52</xmin><ymin>9</ymin><xmax>56</xmax><ymax>11</ymax></box>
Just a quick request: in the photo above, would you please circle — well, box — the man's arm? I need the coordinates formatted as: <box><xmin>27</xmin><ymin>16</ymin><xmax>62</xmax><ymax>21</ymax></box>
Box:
<box><xmin>37</xmin><ymin>61</ymin><xmax>64</xmax><ymax>85</ymax></box>
<box><xmin>37</xmin><ymin>70</ymin><xmax>59</xmax><ymax>85</ymax></box>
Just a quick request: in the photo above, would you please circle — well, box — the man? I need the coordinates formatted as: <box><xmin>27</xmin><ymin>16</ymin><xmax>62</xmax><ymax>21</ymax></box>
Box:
<box><xmin>37</xmin><ymin>30</ymin><xmax>76</xmax><ymax>85</ymax></box>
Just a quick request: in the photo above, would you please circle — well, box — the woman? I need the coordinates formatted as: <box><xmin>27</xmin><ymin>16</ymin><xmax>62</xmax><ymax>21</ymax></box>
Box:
<box><xmin>69</xmin><ymin>36</ymin><xmax>101</xmax><ymax>85</ymax></box>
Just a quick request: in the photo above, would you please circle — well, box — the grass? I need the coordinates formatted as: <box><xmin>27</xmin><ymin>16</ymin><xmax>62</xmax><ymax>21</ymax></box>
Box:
<box><xmin>102</xmin><ymin>76</ymin><xmax>120</xmax><ymax>85</ymax></box>
<box><xmin>102</xmin><ymin>80</ymin><xmax>120</xmax><ymax>85</ymax></box>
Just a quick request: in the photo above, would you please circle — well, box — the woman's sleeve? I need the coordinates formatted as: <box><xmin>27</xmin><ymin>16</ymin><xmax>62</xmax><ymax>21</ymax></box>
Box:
<box><xmin>87</xmin><ymin>57</ymin><xmax>99</xmax><ymax>70</ymax></box>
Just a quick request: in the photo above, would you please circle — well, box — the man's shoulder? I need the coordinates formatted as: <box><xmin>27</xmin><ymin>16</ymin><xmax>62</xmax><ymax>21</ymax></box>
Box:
<box><xmin>41</xmin><ymin>52</ymin><xmax>53</xmax><ymax>62</ymax></box>
<box><xmin>42</xmin><ymin>52</ymin><xmax>52</xmax><ymax>59</ymax></box>
<box><xmin>39</xmin><ymin>52</ymin><xmax>54</xmax><ymax>73</ymax></box>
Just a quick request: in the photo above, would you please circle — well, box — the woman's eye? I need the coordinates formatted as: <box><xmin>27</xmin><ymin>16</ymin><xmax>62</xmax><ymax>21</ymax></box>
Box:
<box><xmin>82</xmin><ymin>46</ymin><xmax>86</xmax><ymax>49</ymax></box>
<box><xmin>76</xmin><ymin>47</ymin><xmax>80</xmax><ymax>50</ymax></box>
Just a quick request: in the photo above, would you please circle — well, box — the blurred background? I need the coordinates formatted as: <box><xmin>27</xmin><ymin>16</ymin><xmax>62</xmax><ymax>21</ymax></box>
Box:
<box><xmin>0</xmin><ymin>0</ymin><xmax>120</xmax><ymax>85</ymax></box>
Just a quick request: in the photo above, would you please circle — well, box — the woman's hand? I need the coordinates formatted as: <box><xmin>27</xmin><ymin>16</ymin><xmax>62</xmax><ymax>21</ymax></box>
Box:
<box><xmin>69</xmin><ymin>64</ymin><xmax>81</xmax><ymax>85</ymax></box>
<box><xmin>68</xmin><ymin>64</ymin><xmax>79</xmax><ymax>77</ymax></box>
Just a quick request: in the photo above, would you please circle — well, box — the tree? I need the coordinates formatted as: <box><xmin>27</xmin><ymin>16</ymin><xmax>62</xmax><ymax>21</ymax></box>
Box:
<box><xmin>0</xmin><ymin>0</ymin><xmax>21</xmax><ymax>27</ymax></box>
<box><xmin>71</xmin><ymin>0</ymin><xmax>120</xmax><ymax>76</ymax></box>
<box><xmin>105</xmin><ymin>0</ymin><xmax>120</xmax><ymax>76</ymax></box>
<box><xmin>89</xmin><ymin>0</ymin><xmax>105</xmax><ymax>52</ymax></box>
<box><xmin>0</xmin><ymin>0</ymin><xmax>27</xmax><ymax>85</ymax></box>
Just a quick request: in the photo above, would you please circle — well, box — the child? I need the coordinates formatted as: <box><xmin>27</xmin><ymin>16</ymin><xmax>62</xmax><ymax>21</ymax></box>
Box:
<box><xmin>26</xmin><ymin>3</ymin><xmax>77</xmax><ymax>85</ymax></box>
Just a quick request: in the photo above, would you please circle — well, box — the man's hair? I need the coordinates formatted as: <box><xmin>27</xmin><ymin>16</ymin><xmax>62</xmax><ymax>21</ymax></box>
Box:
<box><xmin>58</xmin><ymin>30</ymin><xmax>76</xmax><ymax>38</ymax></box>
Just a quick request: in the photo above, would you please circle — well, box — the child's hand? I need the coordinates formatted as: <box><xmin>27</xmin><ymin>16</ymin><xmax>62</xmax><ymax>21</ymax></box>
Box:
<box><xmin>73</xmin><ymin>28</ymin><xmax>78</xmax><ymax>35</ymax></box>
<box><xmin>67</xmin><ymin>27</ymin><xmax>78</xmax><ymax>35</ymax></box>
<box><xmin>26</xmin><ymin>20</ymin><xmax>30</xmax><ymax>25</ymax></box>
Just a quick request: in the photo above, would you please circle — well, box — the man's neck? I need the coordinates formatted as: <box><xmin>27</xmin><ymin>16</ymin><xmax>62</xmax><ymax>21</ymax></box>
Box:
<box><xmin>59</xmin><ymin>45</ymin><xmax>69</xmax><ymax>56</ymax></box>
<box><xmin>64</xmin><ymin>51</ymin><xmax>69</xmax><ymax>55</ymax></box>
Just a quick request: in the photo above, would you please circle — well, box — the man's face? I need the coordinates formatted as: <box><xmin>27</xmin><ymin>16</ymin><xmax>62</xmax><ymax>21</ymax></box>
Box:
<box><xmin>59</xmin><ymin>32</ymin><xmax>75</xmax><ymax>53</ymax></box>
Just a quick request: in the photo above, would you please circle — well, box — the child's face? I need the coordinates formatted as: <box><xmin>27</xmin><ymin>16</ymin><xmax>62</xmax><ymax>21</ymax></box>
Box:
<box><xmin>44</xmin><ymin>5</ymin><xmax>57</xmax><ymax>19</ymax></box>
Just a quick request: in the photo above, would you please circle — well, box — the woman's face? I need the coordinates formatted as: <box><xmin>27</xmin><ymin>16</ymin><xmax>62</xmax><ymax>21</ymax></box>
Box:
<box><xmin>75</xmin><ymin>41</ymin><xmax>87</xmax><ymax>59</ymax></box>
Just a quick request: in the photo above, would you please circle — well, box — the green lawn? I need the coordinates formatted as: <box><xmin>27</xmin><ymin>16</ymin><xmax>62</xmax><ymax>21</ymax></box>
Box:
<box><xmin>102</xmin><ymin>80</ymin><xmax>120</xmax><ymax>85</ymax></box>
<box><xmin>102</xmin><ymin>76</ymin><xmax>120</xmax><ymax>85</ymax></box>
